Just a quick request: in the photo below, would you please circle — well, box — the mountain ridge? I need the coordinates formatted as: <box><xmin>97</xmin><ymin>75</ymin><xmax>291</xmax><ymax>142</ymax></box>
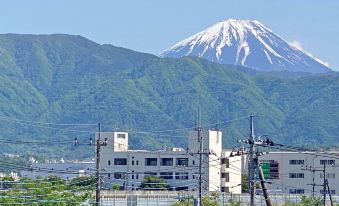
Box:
<box><xmin>0</xmin><ymin>33</ymin><xmax>338</xmax><ymax>159</ymax></box>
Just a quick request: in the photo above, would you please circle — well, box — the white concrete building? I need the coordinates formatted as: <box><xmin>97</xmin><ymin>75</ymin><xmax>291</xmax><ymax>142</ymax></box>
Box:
<box><xmin>258</xmin><ymin>152</ymin><xmax>339</xmax><ymax>195</ymax></box>
<box><xmin>98</xmin><ymin>130</ymin><xmax>242</xmax><ymax>193</ymax></box>
<box><xmin>221</xmin><ymin>151</ymin><xmax>242</xmax><ymax>194</ymax></box>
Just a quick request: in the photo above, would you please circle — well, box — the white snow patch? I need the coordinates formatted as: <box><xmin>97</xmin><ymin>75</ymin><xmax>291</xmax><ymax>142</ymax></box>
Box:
<box><xmin>263</xmin><ymin>50</ymin><xmax>273</xmax><ymax>64</ymax></box>
<box><xmin>289</xmin><ymin>40</ymin><xmax>330</xmax><ymax>67</ymax></box>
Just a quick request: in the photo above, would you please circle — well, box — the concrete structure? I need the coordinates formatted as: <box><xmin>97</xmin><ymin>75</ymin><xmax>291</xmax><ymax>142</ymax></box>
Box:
<box><xmin>221</xmin><ymin>151</ymin><xmax>242</xmax><ymax>194</ymax></box>
<box><xmin>259</xmin><ymin>152</ymin><xmax>339</xmax><ymax>195</ymax></box>
<box><xmin>99</xmin><ymin>130</ymin><xmax>242</xmax><ymax>193</ymax></box>
<box><xmin>21</xmin><ymin>161</ymin><xmax>95</xmax><ymax>180</ymax></box>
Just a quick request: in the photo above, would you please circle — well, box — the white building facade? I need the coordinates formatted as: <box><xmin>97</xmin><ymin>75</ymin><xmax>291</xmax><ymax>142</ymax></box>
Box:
<box><xmin>258</xmin><ymin>152</ymin><xmax>339</xmax><ymax>195</ymax></box>
<box><xmin>98</xmin><ymin>130</ymin><xmax>242</xmax><ymax>193</ymax></box>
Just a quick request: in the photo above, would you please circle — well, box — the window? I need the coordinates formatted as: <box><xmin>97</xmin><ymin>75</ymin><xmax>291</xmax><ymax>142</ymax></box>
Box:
<box><xmin>117</xmin><ymin>134</ymin><xmax>126</xmax><ymax>139</ymax></box>
<box><xmin>145</xmin><ymin>158</ymin><xmax>157</xmax><ymax>166</ymax></box>
<box><xmin>289</xmin><ymin>160</ymin><xmax>305</xmax><ymax>165</ymax></box>
<box><xmin>289</xmin><ymin>173</ymin><xmax>304</xmax><ymax>178</ymax></box>
<box><xmin>192</xmin><ymin>160</ymin><xmax>195</xmax><ymax>165</ymax></box>
<box><xmin>221</xmin><ymin>187</ymin><xmax>230</xmax><ymax>193</ymax></box>
<box><xmin>161</xmin><ymin>158</ymin><xmax>173</xmax><ymax>166</ymax></box>
<box><xmin>108</xmin><ymin>160</ymin><xmax>111</xmax><ymax>166</ymax></box>
<box><xmin>221</xmin><ymin>158</ymin><xmax>230</xmax><ymax>168</ymax></box>
<box><xmin>320</xmin><ymin>190</ymin><xmax>335</xmax><ymax>195</ymax></box>
<box><xmin>221</xmin><ymin>173</ymin><xmax>230</xmax><ymax>182</ymax></box>
<box><xmin>144</xmin><ymin>172</ymin><xmax>157</xmax><ymax>177</ymax></box>
<box><xmin>320</xmin><ymin>173</ymin><xmax>335</xmax><ymax>179</ymax></box>
<box><xmin>320</xmin><ymin>160</ymin><xmax>335</xmax><ymax>165</ymax></box>
<box><xmin>136</xmin><ymin>160</ymin><xmax>139</xmax><ymax>165</ymax></box>
<box><xmin>175</xmin><ymin>172</ymin><xmax>188</xmax><ymax>180</ymax></box>
<box><xmin>132</xmin><ymin>160</ymin><xmax>134</xmax><ymax>165</ymax></box>
<box><xmin>108</xmin><ymin>173</ymin><xmax>111</xmax><ymax>179</ymax></box>
<box><xmin>289</xmin><ymin>189</ymin><xmax>304</xmax><ymax>194</ymax></box>
<box><xmin>176</xmin><ymin>158</ymin><xmax>188</xmax><ymax>166</ymax></box>
<box><xmin>114</xmin><ymin>172</ymin><xmax>125</xmax><ymax>179</ymax></box>
<box><xmin>114</xmin><ymin>158</ymin><xmax>127</xmax><ymax>165</ymax></box>
<box><xmin>160</xmin><ymin>172</ymin><xmax>173</xmax><ymax>179</ymax></box>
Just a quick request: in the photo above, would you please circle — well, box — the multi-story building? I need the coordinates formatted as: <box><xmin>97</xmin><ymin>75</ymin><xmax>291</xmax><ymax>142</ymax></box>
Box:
<box><xmin>98</xmin><ymin>130</ymin><xmax>242</xmax><ymax>193</ymax></box>
<box><xmin>258</xmin><ymin>152</ymin><xmax>339</xmax><ymax>195</ymax></box>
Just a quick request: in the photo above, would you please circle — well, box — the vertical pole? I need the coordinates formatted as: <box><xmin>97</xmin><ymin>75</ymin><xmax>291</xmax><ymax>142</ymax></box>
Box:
<box><xmin>196</xmin><ymin>125</ymin><xmax>203</xmax><ymax>206</ymax></box>
<box><xmin>326</xmin><ymin>179</ymin><xmax>334</xmax><ymax>206</ymax></box>
<box><xmin>195</xmin><ymin>110</ymin><xmax>203</xmax><ymax>206</ymax></box>
<box><xmin>222</xmin><ymin>193</ymin><xmax>225</xmax><ymax>206</ymax></box>
<box><xmin>96</xmin><ymin>123</ymin><xmax>101</xmax><ymax>206</ymax></box>
<box><xmin>323</xmin><ymin>163</ymin><xmax>326</xmax><ymax>206</ymax></box>
<box><xmin>249</xmin><ymin>115</ymin><xmax>255</xmax><ymax>206</ymax></box>
<box><xmin>312</xmin><ymin>169</ymin><xmax>315</xmax><ymax>198</ymax></box>
<box><xmin>254</xmin><ymin>157</ymin><xmax>272</xmax><ymax>206</ymax></box>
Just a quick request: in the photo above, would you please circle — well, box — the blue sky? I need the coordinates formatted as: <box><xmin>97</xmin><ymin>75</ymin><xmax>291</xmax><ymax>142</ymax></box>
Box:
<box><xmin>1</xmin><ymin>0</ymin><xmax>339</xmax><ymax>71</ymax></box>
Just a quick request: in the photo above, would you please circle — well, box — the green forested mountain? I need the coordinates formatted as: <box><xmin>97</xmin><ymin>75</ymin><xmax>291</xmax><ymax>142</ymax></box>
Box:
<box><xmin>0</xmin><ymin>34</ymin><xmax>338</xmax><ymax>159</ymax></box>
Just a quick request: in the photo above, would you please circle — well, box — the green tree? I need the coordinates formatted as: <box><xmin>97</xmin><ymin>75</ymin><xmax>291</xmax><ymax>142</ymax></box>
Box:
<box><xmin>140</xmin><ymin>175</ymin><xmax>169</xmax><ymax>190</ymax></box>
<box><xmin>111</xmin><ymin>183</ymin><xmax>120</xmax><ymax>191</ymax></box>
<box><xmin>0</xmin><ymin>176</ymin><xmax>93</xmax><ymax>205</ymax></box>
<box><xmin>241</xmin><ymin>174</ymin><xmax>249</xmax><ymax>193</ymax></box>
<box><xmin>172</xmin><ymin>196</ymin><xmax>218</xmax><ymax>206</ymax></box>
<box><xmin>300</xmin><ymin>196</ymin><xmax>322</xmax><ymax>206</ymax></box>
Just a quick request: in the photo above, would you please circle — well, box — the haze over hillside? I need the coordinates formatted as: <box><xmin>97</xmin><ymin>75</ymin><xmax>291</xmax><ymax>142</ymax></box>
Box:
<box><xmin>161</xmin><ymin>19</ymin><xmax>331</xmax><ymax>74</ymax></box>
<box><xmin>0</xmin><ymin>34</ymin><xmax>338</xmax><ymax>158</ymax></box>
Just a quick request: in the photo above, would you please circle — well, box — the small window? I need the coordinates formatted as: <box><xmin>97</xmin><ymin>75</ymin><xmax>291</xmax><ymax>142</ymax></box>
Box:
<box><xmin>177</xmin><ymin>158</ymin><xmax>188</xmax><ymax>166</ymax></box>
<box><xmin>221</xmin><ymin>187</ymin><xmax>230</xmax><ymax>193</ymax></box>
<box><xmin>114</xmin><ymin>158</ymin><xmax>127</xmax><ymax>165</ymax></box>
<box><xmin>289</xmin><ymin>189</ymin><xmax>304</xmax><ymax>194</ymax></box>
<box><xmin>175</xmin><ymin>172</ymin><xmax>188</xmax><ymax>180</ymax></box>
<box><xmin>320</xmin><ymin>173</ymin><xmax>335</xmax><ymax>179</ymax></box>
<box><xmin>192</xmin><ymin>160</ymin><xmax>195</xmax><ymax>165</ymax></box>
<box><xmin>136</xmin><ymin>160</ymin><xmax>139</xmax><ymax>165</ymax></box>
<box><xmin>320</xmin><ymin>190</ymin><xmax>336</xmax><ymax>195</ymax></box>
<box><xmin>160</xmin><ymin>172</ymin><xmax>173</xmax><ymax>179</ymax></box>
<box><xmin>289</xmin><ymin>173</ymin><xmax>304</xmax><ymax>178</ymax></box>
<box><xmin>144</xmin><ymin>172</ymin><xmax>157</xmax><ymax>177</ymax></box>
<box><xmin>221</xmin><ymin>173</ymin><xmax>230</xmax><ymax>182</ymax></box>
<box><xmin>114</xmin><ymin>173</ymin><xmax>125</xmax><ymax>179</ymax></box>
<box><xmin>117</xmin><ymin>134</ymin><xmax>126</xmax><ymax>139</ymax></box>
<box><xmin>108</xmin><ymin>160</ymin><xmax>111</xmax><ymax>166</ymax></box>
<box><xmin>145</xmin><ymin>158</ymin><xmax>157</xmax><ymax>166</ymax></box>
<box><xmin>161</xmin><ymin>158</ymin><xmax>173</xmax><ymax>166</ymax></box>
<box><xmin>320</xmin><ymin>160</ymin><xmax>335</xmax><ymax>165</ymax></box>
<box><xmin>132</xmin><ymin>160</ymin><xmax>134</xmax><ymax>165</ymax></box>
<box><xmin>289</xmin><ymin>160</ymin><xmax>305</xmax><ymax>165</ymax></box>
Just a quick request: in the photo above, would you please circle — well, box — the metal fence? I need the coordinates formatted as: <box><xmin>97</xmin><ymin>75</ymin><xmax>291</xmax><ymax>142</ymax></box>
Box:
<box><xmin>99</xmin><ymin>191</ymin><xmax>339</xmax><ymax>206</ymax></box>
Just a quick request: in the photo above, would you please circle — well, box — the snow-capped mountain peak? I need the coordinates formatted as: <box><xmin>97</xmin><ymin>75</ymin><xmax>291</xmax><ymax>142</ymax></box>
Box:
<box><xmin>160</xmin><ymin>19</ymin><xmax>330</xmax><ymax>73</ymax></box>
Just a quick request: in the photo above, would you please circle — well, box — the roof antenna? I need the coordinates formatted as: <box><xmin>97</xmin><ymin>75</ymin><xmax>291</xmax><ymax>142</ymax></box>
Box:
<box><xmin>215</xmin><ymin>107</ymin><xmax>220</xmax><ymax>131</ymax></box>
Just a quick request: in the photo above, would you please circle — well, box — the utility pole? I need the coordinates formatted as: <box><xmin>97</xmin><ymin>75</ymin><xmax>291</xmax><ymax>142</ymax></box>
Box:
<box><xmin>189</xmin><ymin>111</ymin><xmax>216</xmax><ymax>206</ymax></box>
<box><xmin>323</xmin><ymin>163</ymin><xmax>326</xmax><ymax>206</ymax></box>
<box><xmin>254</xmin><ymin>157</ymin><xmax>272</xmax><ymax>206</ymax></box>
<box><xmin>249</xmin><ymin>115</ymin><xmax>255</xmax><ymax>206</ymax></box>
<box><xmin>95</xmin><ymin>123</ymin><xmax>101</xmax><ymax>206</ymax></box>
<box><xmin>302</xmin><ymin>165</ymin><xmax>324</xmax><ymax>200</ymax></box>
<box><xmin>326</xmin><ymin>179</ymin><xmax>334</xmax><ymax>206</ymax></box>
<box><xmin>196</xmin><ymin>116</ymin><xmax>203</xmax><ymax>206</ymax></box>
<box><xmin>95</xmin><ymin>123</ymin><xmax>107</xmax><ymax>206</ymax></box>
